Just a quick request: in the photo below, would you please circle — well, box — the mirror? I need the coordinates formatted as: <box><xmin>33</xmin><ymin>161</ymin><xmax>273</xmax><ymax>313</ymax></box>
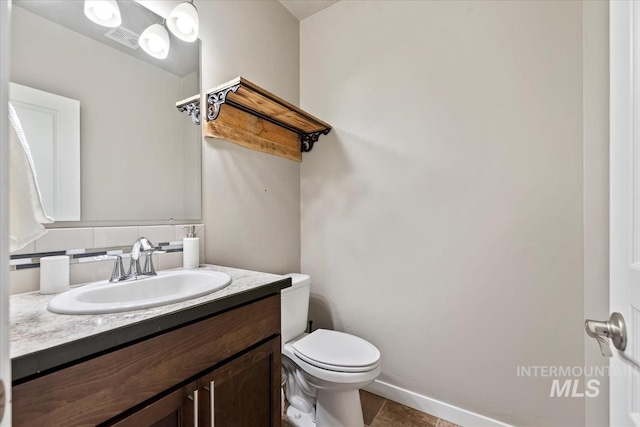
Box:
<box><xmin>10</xmin><ymin>0</ymin><xmax>201</xmax><ymax>223</ymax></box>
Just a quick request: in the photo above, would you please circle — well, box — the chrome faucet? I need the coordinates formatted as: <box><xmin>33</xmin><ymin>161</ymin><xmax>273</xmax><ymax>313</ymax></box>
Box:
<box><xmin>109</xmin><ymin>237</ymin><xmax>157</xmax><ymax>282</ymax></box>
<box><xmin>128</xmin><ymin>237</ymin><xmax>156</xmax><ymax>278</ymax></box>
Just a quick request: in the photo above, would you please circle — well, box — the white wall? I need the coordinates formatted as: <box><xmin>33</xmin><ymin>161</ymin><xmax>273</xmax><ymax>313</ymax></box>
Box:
<box><xmin>11</xmin><ymin>7</ymin><xmax>194</xmax><ymax>221</ymax></box>
<box><xmin>301</xmin><ymin>1</ymin><xmax>586</xmax><ymax>425</ymax></box>
<box><xmin>141</xmin><ymin>0</ymin><xmax>301</xmax><ymax>274</ymax></box>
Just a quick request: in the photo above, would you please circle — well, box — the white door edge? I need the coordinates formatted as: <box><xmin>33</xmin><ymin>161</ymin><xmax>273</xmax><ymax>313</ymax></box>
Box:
<box><xmin>0</xmin><ymin>0</ymin><xmax>12</xmax><ymax>425</ymax></box>
<box><xmin>610</xmin><ymin>1</ymin><xmax>640</xmax><ymax>425</ymax></box>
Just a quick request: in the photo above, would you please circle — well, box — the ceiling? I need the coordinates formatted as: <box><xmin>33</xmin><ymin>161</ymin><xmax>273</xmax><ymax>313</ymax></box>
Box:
<box><xmin>278</xmin><ymin>0</ymin><xmax>339</xmax><ymax>21</ymax></box>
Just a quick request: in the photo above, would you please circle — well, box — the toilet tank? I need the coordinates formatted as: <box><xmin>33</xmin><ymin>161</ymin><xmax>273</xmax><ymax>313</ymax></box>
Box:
<box><xmin>281</xmin><ymin>273</ymin><xmax>311</xmax><ymax>343</ymax></box>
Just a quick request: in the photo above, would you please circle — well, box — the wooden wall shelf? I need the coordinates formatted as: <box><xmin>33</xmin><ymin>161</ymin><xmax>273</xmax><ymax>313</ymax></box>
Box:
<box><xmin>203</xmin><ymin>77</ymin><xmax>332</xmax><ymax>162</ymax></box>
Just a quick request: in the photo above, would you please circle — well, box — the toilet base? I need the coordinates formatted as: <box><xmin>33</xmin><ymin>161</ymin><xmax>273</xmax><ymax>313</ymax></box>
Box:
<box><xmin>286</xmin><ymin>405</ymin><xmax>316</xmax><ymax>427</ymax></box>
<box><xmin>315</xmin><ymin>388</ymin><xmax>364</xmax><ymax>427</ymax></box>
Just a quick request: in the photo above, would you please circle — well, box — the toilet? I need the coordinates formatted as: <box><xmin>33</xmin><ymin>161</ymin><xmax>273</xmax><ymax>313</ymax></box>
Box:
<box><xmin>281</xmin><ymin>274</ymin><xmax>381</xmax><ymax>427</ymax></box>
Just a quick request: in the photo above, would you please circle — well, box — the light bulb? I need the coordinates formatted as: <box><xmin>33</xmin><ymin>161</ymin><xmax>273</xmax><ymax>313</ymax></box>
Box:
<box><xmin>167</xmin><ymin>2</ymin><xmax>199</xmax><ymax>42</ymax></box>
<box><xmin>139</xmin><ymin>24</ymin><xmax>170</xmax><ymax>59</ymax></box>
<box><xmin>147</xmin><ymin>36</ymin><xmax>164</xmax><ymax>54</ymax></box>
<box><xmin>175</xmin><ymin>16</ymin><xmax>193</xmax><ymax>35</ymax></box>
<box><xmin>84</xmin><ymin>0</ymin><xmax>121</xmax><ymax>28</ymax></box>
<box><xmin>92</xmin><ymin>3</ymin><xmax>113</xmax><ymax>21</ymax></box>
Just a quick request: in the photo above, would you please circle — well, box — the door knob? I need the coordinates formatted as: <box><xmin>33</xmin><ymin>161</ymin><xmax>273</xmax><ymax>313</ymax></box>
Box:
<box><xmin>585</xmin><ymin>312</ymin><xmax>627</xmax><ymax>357</ymax></box>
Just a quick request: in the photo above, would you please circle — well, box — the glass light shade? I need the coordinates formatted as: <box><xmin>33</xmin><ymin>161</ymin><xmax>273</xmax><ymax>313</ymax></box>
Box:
<box><xmin>84</xmin><ymin>0</ymin><xmax>121</xmax><ymax>28</ymax></box>
<box><xmin>166</xmin><ymin>2</ymin><xmax>199</xmax><ymax>42</ymax></box>
<box><xmin>139</xmin><ymin>24</ymin><xmax>170</xmax><ymax>59</ymax></box>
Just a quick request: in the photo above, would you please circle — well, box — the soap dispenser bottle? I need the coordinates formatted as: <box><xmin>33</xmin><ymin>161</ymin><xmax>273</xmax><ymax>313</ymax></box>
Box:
<box><xmin>182</xmin><ymin>225</ymin><xmax>199</xmax><ymax>269</ymax></box>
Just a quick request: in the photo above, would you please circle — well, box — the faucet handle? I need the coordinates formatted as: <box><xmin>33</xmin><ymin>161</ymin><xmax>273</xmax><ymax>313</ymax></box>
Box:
<box><xmin>142</xmin><ymin>251</ymin><xmax>157</xmax><ymax>276</ymax></box>
<box><xmin>127</xmin><ymin>257</ymin><xmax>142</xmax><ymax>278</ymax></box>
<box><xmin>109</xmin><ymin>255</ymin><xmax>125</xmax><ymax>282</ymax></box>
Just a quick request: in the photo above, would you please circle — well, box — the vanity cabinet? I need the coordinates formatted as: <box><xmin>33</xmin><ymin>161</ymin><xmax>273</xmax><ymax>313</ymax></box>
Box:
<box><xmin>109</xmin><ymin>381</ymin><xmax>198</xmax><ymax>427</ymax></box>
<box><xmin>198</xmin><ymin>339</ymin><xmax>279</xmax><ymax>426</ymax></box>
<box><xmin>12</xmin><ymin>294</ymin><xmax>282</xmax><ymax>427</ymax></box>
<box><xmin>108</xmin><ymin>339</ymin><xmax>280</xmax><ymax>427</ymax></box>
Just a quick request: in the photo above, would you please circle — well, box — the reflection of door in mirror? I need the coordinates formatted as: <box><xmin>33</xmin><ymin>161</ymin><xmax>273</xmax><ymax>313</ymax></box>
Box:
<box><xmin>9</xmin><ymin>83</ymin><xmax>81</xmax><ymax>221</ymax></box>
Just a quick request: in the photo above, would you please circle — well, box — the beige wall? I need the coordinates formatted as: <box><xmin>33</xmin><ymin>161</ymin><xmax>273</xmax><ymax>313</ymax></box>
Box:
<box><xmin>142</xmin><ymin>0</ymin><xmax>301</xmax><ymax>274</ymax></box>
<box><xmin>181</xmin><ymin>71</ymin><xmax>201</xmax><ymax>220</ymax></box>
<box><xmin>10</xmin><ymin>7</ymin><xmax>196</xmax><ymax>221</ymax></box>
<box><xmin>300</xmin><ymin>1</ymin><xmax>586</xmax><ymax>425</ymax></box>
<box><xmin>583</xmin><ymin>1</ymin><xmax>609</xmax><ymax>426</ymax></box>
<box><xmin>199</xmin><ymin>0</ymin><xmax>300</xmax><ymax>274</ymax></box>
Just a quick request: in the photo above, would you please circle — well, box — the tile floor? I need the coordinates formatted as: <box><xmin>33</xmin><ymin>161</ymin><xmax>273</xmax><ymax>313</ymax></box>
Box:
<box><xmin>283</xmin><ymin>390</ymin><xmax>461</xmax><ymax>427</ymax></box>
<box><xmin>360</xmin><ymin>390</ymin><xmax>460</xmax><ymax>427</ymax></box>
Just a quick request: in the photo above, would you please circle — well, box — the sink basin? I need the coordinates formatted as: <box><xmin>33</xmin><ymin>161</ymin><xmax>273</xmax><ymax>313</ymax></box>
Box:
<box><xmin>47</xmin><ymin>270</ymin><xmax>232</xmax><ymax>315</ymax></box>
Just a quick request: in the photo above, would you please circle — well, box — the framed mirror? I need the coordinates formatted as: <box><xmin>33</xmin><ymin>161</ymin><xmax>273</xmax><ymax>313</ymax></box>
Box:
<box><xmin>10</xmin><ymin>0</ymin><xmax>201</xmax><ymax>224</ymax></box>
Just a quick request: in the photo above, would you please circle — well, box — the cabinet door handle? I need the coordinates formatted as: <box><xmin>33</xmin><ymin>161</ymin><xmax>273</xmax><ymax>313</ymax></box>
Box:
<box><xmin>204</xmin><ymin>381</ymin><xmax>215</xmax><ymax>427</ymax></box>
<box><xmin>188</xmin><ymin>389</ymin><xmax>199</xmax><ymax>427</ymax></box>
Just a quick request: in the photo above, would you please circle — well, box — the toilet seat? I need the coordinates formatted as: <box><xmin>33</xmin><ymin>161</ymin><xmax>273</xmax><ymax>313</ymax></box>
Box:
<box><xmin>292</xmin><ymin>329</ymin><xmax>381</xmax><ymax>373</ymax></box>
<box><xmin>283</xmin><ymin>341</ymin><xmax>381</xmax><ymax>389</ymax></box>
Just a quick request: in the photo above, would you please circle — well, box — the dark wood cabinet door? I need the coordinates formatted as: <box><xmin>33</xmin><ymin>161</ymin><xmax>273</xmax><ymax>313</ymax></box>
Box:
<box><xmin>106</xmin><ymin>381</ymin><xmax>198</xmax><ymax>427</ymax></box>
<box><xmin>198</xmin><ymin>338</ymin><xmax>281</xmax><ymax>427</ymax></box>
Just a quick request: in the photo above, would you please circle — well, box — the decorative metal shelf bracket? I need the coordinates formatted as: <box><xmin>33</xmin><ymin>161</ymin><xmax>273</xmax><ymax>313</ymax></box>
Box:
<box><xmin>176</xmin><ymin>100</ymin><xmax>201</xmax><ymax>125</ymax></box>
<box><xmin>207</xmin><ymin>83</ymin><xmax>241</xmax><ymax>121</ymax></box>
<box><xmin>301</xmin><ymin>129</ymin><xmax>331</xmax><ymax>152</ymax></box>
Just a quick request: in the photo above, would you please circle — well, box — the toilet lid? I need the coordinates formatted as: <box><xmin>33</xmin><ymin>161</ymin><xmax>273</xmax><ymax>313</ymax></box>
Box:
<box><xmin>292</xmin><ymin>329</ymin><xmax>381</xmax><ymax>373</ymax></box>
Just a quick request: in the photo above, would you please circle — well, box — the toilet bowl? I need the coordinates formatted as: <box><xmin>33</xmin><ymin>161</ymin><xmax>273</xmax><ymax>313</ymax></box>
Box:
<box><xmin>281</xmin><ymin>274</ymin><xmax>381</xmax><ymax>427</ymax></box>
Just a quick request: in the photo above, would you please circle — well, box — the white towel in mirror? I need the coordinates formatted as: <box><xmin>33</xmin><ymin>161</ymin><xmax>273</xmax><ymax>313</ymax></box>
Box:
<box><xmin>8</xmin><ymin>102</ymin><xmax>53</xmax><ymax>252</ymax></box>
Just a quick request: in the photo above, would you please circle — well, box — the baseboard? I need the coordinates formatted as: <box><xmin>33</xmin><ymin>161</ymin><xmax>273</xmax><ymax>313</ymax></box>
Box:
<box><xmin>364</xmin><ymin>380</ymin><xmax>512</xmax><ymax>427</ymax></box>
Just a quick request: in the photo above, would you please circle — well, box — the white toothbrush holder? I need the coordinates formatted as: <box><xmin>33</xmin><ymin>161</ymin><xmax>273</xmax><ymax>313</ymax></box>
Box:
<box><xmin>40</xmin><ymin>255</ymin><xmax>70</xmax><ymax>294</ymax></box>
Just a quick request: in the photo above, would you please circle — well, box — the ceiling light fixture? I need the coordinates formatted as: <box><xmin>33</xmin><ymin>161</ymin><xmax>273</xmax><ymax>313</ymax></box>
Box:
<box><xmin>84</xmin><ymin>0</ymin><xmax>122</xmax><ymax>28</ymax></box>
<box><xmin>166</xmin><ymin>1</ymin><xmax>199</xmax><ymax>42</ymax></box>
<box><xmin>139</xmin><ymin>23</ymin><xmax>170</xmax><ymax>59</ymax></box>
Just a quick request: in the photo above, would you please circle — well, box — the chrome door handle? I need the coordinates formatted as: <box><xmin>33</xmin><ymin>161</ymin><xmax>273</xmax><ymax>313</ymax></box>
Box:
<box><xmin>585</xmin><ymin>312</ymin><xmax>627</xmax><ymax>357</ymax></box>
<box><xmin>204</xmin><ymin>381</ymin><xmax>215</xmax><ymax>427</ymax></box>
<box><xmin>188</xmin><ymin>389</ymin><xmax>199</xmax><ymax>427</ymax></box>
